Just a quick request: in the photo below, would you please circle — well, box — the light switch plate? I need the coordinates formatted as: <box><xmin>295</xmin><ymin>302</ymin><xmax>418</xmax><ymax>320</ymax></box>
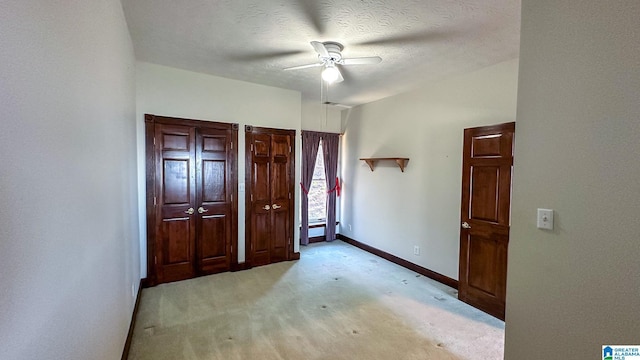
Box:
<box><xmin>537</xmin><ymin>208</ymin><xmax>554</xmax><ymax>230</ymax></box>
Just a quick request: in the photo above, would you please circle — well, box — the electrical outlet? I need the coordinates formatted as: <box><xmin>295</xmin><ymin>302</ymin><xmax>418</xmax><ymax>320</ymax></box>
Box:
<box><xmin>414</xmin><ymin>246</ymin><xmax>420</xmax><ymax>256</ymax></box>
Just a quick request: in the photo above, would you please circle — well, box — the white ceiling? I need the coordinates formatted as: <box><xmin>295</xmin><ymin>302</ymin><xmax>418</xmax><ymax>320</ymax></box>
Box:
<box><xmin>122</xmin><ymin>0</ymin><xmax>520</xmax><ymax>106</ymax></box>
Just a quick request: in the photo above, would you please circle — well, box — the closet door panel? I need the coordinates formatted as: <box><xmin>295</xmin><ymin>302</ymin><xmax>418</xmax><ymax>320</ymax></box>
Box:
<box><xmin>250</xmin><ymin>133</ymin><xmax>272</xmax><ymax>266</ymax></box>
<box><xmin>196</xmin><ymin>128</ymin><xmax>233</xmax><ymax>274</ymax></box>
<box><xmin>252</xmin><ymin>211</ymin><xmax>271</xmax><ymax>266</ymax></box>
<box><xmin>246</xmin><ymin>127</ymin><xmax>295</xmax><ymax>268</ymax></box>
<box><xmin>202</xmin><ymin>160</ymin><xmax>225</xmax><ymax>202</ymax></box>
<box><xmin>161</xmin><ymin>219</ymin><xmax>191</xmax><ymax>264</ymax></box>
<box><xmin>270</xmin><ymin>207</ymin><xmax>288</xmax><ymax>262</ymax></box>
<box><xmin>270</xmin><ymin>134</ymin><xmax>291</xmax><ymax>262</ymax></box>
<box><xmin>155</xmin><ymin>124</ymin><xmax>196</xmax><ymax>283</ymax></box>
<box><xmin>200</xmin><ymin>215</ymin><xmax>227</xmax><ymax>258</ymax></box>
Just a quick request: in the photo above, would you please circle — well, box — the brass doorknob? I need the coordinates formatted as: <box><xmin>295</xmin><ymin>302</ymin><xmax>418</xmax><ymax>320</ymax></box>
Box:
<box><xmin>262</xmin><ymin>205</ymin><xmax>271</xmax><ymax>210</ymax></box>
<box><xmin>272</xmin><ymin>204</ymin><xmax>281</xmax><ymax>209</ymax></box>
<box><xmin>198</xmin><ymin>207</ymin><xmax>208</xmax><ymax>214</ymax></box>
<box><xmin>184</xmin><ymin>207</ymin><xmax>195</xmax><ymax>215</ymax></box>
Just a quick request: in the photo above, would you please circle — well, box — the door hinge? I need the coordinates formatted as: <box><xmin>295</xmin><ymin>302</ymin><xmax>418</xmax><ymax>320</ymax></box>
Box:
<box><xmin>153</xmin><ymin>137</ymin><xmax>156</xmax><ymax>145</ymax></box>
<box><xmin>154</xmin><ymin>196</ymin><xmax>157</xmax><ymax>206</ymax></box>
<box><xmin>251</xmin><ymin>143</ymin><xmax>254</xmax><ymax>152</ymax></box>
<box><xmin>231</xmin><ymin>193</ymin><xmax>233</xmax><ymax>202</ymax></box>
<box><xmin>289</xmin><ymin>146</ymin><xmax>292</xmax><ymax>153</ymax></box>
<box><xmin>288</xmin><ymin>192</ymin><xmax>291</xmax><ymax>199</ymax></box>
<box><xmin>251</xmin><ymin>193</ymin><xmax>254</xmax><ymax>202</ymax></box>
<box><xmin>230</xmin><ymin>141</ymin><xmax>233</xmax><ymax>150</ymax></box>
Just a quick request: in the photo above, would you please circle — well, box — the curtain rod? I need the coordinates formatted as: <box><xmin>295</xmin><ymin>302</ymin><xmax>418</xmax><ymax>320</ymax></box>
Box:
<box><xmin>301</xmin><ymin>130</ymin><xmax>343</xmax><ymax>136</ymax></box>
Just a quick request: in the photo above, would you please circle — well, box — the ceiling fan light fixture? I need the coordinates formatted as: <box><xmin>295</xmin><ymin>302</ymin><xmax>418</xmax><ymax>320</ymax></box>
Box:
<box><xmin>322</xmin><ymin>65</ymin><xmax>340</xmax><ymax>83</ymax></box>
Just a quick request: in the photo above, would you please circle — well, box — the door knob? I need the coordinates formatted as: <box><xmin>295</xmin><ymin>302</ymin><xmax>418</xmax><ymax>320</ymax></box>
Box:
<box><xmin>272</xmin><ymin>204</ymin><xmax>281</xmax><ymax>210</ymax></box>
<box><xmin>197</xmin><ymin>207</ymin><xmax>208</xmax><ymax>214</ymax></box>
<box><xmin>262</xmin><ymin>205</ymin><xmax>271</xmax><ymax>210</ymax></box>
<box><xmin>184</xmin><ymin>207</ymin><xmax>195</xmax><ymax>215</ymax></box>
<box><xmin>462</xmin><ymin>222</ymin><xmax>471</xmax><ymax>229</ymax></box>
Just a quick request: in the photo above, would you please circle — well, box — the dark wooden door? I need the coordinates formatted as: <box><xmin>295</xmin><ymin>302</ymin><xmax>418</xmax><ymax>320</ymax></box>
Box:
<box><xmin>458</xmin><ymin>122</ymin><xmax>515</xmax><ymax>320</ymax></box>
<box><xmin>146</xmin><ymin>115</ymin><xmax>238</xmax><ymax>285</ymax></box>
<box><xmin>246</xmin><ymin>126</ymin><xmax>295</xmax><ymax>268</ymax></box>
<box><xmin>249</xmin><ymin>132</ymin><xmax>272</xmax><ymax>266</ymax></box>
<box><xmin>196</xmin><ymin>127</ymin><xmax>234</xmax><ymax>275</ymax></box>
<box><xmin>154</xmin><ymin>123</ymin><xmax>197</xmax><ymax>283</ymax></box>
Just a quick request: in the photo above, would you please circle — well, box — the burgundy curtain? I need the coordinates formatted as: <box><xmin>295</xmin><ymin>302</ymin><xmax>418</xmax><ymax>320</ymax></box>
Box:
<box><xmin>322</xmin><ymin>133</ymin><xmax>340</xmax><ymax>242</ymax></box>
<box><xmin>300</xmin><ymin>131</ymin><xmax>321</xmax><ymax>245</ymax></box>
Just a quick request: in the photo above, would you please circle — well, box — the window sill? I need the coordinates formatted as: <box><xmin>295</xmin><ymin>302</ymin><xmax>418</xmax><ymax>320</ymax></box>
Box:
<box><xmin>301</xmin><ymin>221</ymin><xmax>340</xmax><ymax>229</ymax></box>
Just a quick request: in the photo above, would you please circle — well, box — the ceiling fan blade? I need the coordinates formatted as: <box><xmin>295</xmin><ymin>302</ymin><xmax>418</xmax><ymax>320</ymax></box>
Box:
<box><xmin>311</xmin><ymin>41</ymin><xmax>330</xmax><ymax>58</ymax></box>
<box><xmin>356</xmin><ymin>29</ymin><xmax>456</xmax><ymax>46</ymax></box>
<box><xmin>227</xmin><ymin>50</ymin><xmax>306</xmax><ymax>62</ymax></box>
<box><xmin>283</xmin><ymin>62</ymin><xmax>323</xmax><ymax>71</ymax></box>
<box><xmin>335</xmin><ymin>68</ymin><xmax>344</xmax><ymax>83</ymax></box>
<box><xmin>341</xmin><ymin>56</ymin><xmax>382</xmax><ymax>65</ymax></box>
<box><xmin>295</xmin><ymin>0</ymin><xmax>325</xmax><ymax>35</ymax></box>
<box><xmin>324</xmin><ymin>102</ymin><xmax>352</xmax><ymax>109</ymax></box>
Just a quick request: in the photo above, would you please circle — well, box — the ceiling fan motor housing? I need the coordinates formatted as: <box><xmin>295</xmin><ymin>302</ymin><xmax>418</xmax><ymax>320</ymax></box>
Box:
<box><xmin>322</xmin><ymin>42</ymin><xmax>344</xmax><ymax>62</ymax></box>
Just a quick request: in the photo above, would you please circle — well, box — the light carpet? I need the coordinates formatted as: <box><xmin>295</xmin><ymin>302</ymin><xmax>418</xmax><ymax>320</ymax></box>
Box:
<box><xmin>128</xmin><ymin>240</ymin><xmax>504</xmax><ymax>359</ymax></box>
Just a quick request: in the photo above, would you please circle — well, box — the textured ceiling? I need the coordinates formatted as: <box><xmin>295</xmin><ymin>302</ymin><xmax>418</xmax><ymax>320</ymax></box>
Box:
<box><xmin>122</xmin><ymin>0</ymin><xmax>520</xmax><ymax>106</ymax></box>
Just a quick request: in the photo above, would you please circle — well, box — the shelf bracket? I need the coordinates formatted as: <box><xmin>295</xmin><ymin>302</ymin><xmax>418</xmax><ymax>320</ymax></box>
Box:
<box><xmin>363</xmin><ymin>159</ymin><xmax>376</xmax><ymax>172</ymax></box>
<box><xmin>359</xmin><ymin>157</ymin><xmax>409</xmax><ymax>172</ymax></box>
<box><xmin>394</xmin><ymin>158</ymin><xmax>407</xmax><ymax>172</ymax></box>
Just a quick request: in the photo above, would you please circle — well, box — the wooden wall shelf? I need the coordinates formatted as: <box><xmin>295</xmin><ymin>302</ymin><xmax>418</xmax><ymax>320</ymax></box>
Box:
<box><xmin>360</xmin><ymin>158</ymin><xmax>410</xmax><ymax>172</ymax></box>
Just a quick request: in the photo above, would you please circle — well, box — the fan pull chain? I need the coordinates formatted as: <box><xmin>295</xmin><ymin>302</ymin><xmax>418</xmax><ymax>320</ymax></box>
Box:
<box><xmin>324</xmin><ymin>81</ymin><xmax>329</xmax><ymax>130</ymax></box>
<box><xmin>320</xmin><ymin>76</ymin><xmax>328</xmax><ymax>130</ymax></box>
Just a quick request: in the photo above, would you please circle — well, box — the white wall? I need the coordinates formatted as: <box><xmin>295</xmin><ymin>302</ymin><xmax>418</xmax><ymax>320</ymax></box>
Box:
<box><xmin>301</xmin><ymin>98</ymin><xmax>343</xmax><ymax>133</ymax></box>
<box><xmin>0</xmin><ymin>1</ymin><xmax>139</xmax><ymax>359</ymax></box>
<box><xmin>505</xmin><ymin>1</ymin><xmax>640</xmax><ymax>358</ymax></box>
<box><xmin>340</xmin><ymin>59</ymin><xmax>519</xmax><ymax>279</ymax></box>
<box><xmin>136</xmin><ymin>62</ymin><xmax>302</xmax><ymax>273</ymax></box>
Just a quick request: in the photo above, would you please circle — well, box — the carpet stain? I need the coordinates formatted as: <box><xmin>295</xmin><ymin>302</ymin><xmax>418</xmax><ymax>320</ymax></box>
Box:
<box><xmin>143</xmin><ymin>326</ymin><xmax>155</xmax><ymax>336</ymax></box>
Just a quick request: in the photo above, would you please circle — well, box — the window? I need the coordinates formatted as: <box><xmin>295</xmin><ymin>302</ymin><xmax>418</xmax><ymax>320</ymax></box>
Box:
<box><xmin>308</xmin><ymin>141</ymin><xmax>326</xmax><ymax>222</ymax></box>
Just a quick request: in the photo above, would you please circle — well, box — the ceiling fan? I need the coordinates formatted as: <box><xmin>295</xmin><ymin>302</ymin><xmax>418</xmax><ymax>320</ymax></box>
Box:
<box><xmin>283</xmin><ymin>41</ymin><xmax>382</xmax><ymax>83</ymax></box>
